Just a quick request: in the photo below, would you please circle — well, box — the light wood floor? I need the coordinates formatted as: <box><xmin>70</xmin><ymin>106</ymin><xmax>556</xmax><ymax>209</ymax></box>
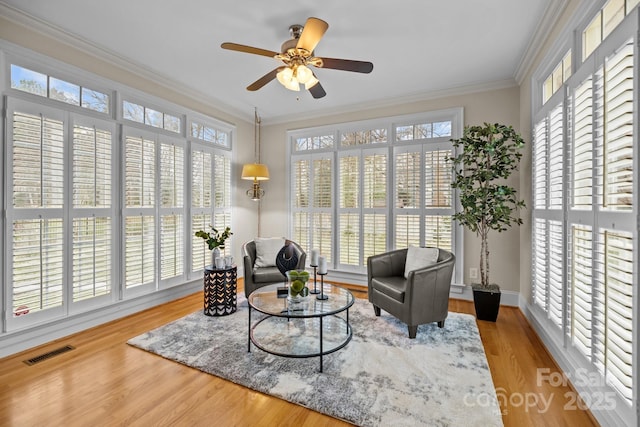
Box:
<box><xmin>0</xmin><ymin>281</ymin><xmax>598</xmax><ymax>427</ymax></box>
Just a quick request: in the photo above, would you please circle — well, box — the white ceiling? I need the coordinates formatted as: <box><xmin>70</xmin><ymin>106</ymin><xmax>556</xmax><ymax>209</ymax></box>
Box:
<box><xmin>2</xmin><ymin>0</ymin><xmax>553</xmax><ymax>123</ymax></box>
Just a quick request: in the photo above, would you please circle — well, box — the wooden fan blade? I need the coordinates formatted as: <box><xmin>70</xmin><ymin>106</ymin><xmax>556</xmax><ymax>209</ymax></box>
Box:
<box><xmin>247</xmin><ymin>68</ymin><xmax>282</xmax><ymax>91</ymax></box>
<box><xmin>221</xmin><ymin>42</ymin><xmax>278</xmax><ymax>58</ymax></box>
<box><xmin>308</xmin><ymin>81</ymin><xmax>326</xmax><ymax>99</ymax></box>
<box><xmin>296</xmin><ymin>17</ymin><xmax>329</xmax><ymax>53</ymax></box>
<box><xmin>318</xmin><ymin>57</ymin><xmax>373</xmax><ymax>73</ymax></box>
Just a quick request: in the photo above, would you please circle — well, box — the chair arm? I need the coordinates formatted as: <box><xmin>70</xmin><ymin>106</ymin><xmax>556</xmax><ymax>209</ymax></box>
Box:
<box><xmin>243</xmin><ymin>255</ymin><xmax>255</xmax><ymax>290</ymax></box>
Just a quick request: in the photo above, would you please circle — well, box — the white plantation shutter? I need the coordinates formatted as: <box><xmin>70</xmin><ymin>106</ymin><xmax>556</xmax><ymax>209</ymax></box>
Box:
<box><xmin>363</xmin><ymin>153</ymin><xmax>387</xmax><ymax>260</ymax></box>
<box><xmin>191</xmin><ymin>213</ymin><xmax>212</xmax><ymax>271</ymax></box>
<box><xmin>395</xmin><ymin>215</ymin><xmax>421</xmax><ymax>249</ymax></box>
<box><xmin>363</xmin><ymin>153</ymin><xmax>386</xmax><ymax>209</ymax></box>
<box><xmin>191</xmin><ymin>150</ymin><xmax>212</xmax><ymax>208</ymax></box>
<box><xmin>124</xmin><ymin>215</ymin><xmax>155</xmax><ymax>288</ymax></box>
<box><xmin>603</xmin><ymin>41</ymin><xmax>633</xmax><ymax>210</ymax></box>
<box><xmin>394</xmin><ymin>145</ymin><xmax>454</xmax><ymax>252</ymax></box>
<box><xmin>71</xmin><ymin>118</ymin><xmax>114</xmax><ymax>304</ymax></box>
<box><xmin>339</xmin><ymin>155</ymin><xmax>359</xmax><ymax>209</ymax></box>
<box><xmin>425</xmin><ymin>216</ymin><xmax>452</xmax><ymax>251</ymax></box>
<box><xmin>72</xmin><ymin>217</ymin><xmax>111</xmax><ymax>302</ymax></box>
<box><xmin>395</xmin><ymin>151</ymin><xmax>421</xmax><ymax>209</ymax></box>
<box><xmin>292</xmin><ymin>159</ymin><xmax>310</xmax><ymax>248</ymax></box>
<box><xmin>548</xmin><ymin>105</ymin><xmax>564</xmax><ymax>209</ymax></box>
<box><xmin>191</xmin><ymin>149</ymin><xmax>212</xmax><ymax>272</ymax></box>
<box><xmin>339</xmin><ymin>213</ymin><xmax>360</xmax><ymax>265</ymax></box>
<box><xmin>160</xmin><ymin>214</ymin><xmax>183</xmax><ymax>280</ymax></box>
<box><xmin>125</xmin><ymin>135</ymin><xmax>155</xmax><ymax>208</ymax></box>
<box><xmin>160</xmin><ymin>141</ymin><xmax>184</xmax><ymax>282</ymax></box>
<box><xmin>572</xmin><ymin>78</ymin><xmax>593</xmax><ymax>209</ymax></box>
<box><xmin>531</xmin><ymin>102</ymin><xmax>564</xmax><ymax>325</ymax></box>
<box><xmin>312</xmin><ymin>158</ymin><xmax>333</xmax><ymax>263</ymax></box>
<box><xmin>532</xmin><ymin>218</ymin><xmax>548</xmax><ymax>309</ymax></box>
<box><xmin>570</xmin><ymin>225</ymin><xmax>593</xmax><ymax>356</ymax></box>
<box><xmin>424</xmin><ymin>149</ymin><xmax>453</xmax><ymax>251</ymax></box>
<box><xmin>12</xmin><ymin>112</ymin><xmax>64</xmax><ymax>208</ymax></box>
<box><xmin>73</xmin><ymin>125</ymin><xmax>111</xmax><ymax>208</ymax></box>
<box><xmin>338</xmin><ymin>149</ymin><xmax>388</xmax><ymax>268</ymax></box>
<box><xmin>363</xmin><ymin>214</ymin><xmax>386</xmax><ymax>260</ymax></box>
<box><xmin>213</xmin><ymin>154</ymin><xmax>232</xmax><ymax>256</ymax></box>
<box><xmin>424</xmin><ymin>150</ymin><xmax>452</xmax><ymax>209</ymax></box>
<box><xmin>533</xmin><ymin>120</ymin><xmax>548</xmax><ymax>209</ymax></box>
<box><xmin>338</xmin><ymin>154</ymin><xmax>360</xmax><ymax>267</ymax></box>
<box><xmin>548</xmin><ymin>221</ymin><xmax>564</xmax><ymax>327</ymax></box>
<box><xmin>312</xmin><ymin>212</ymin><xmax>332</xmax><ymax>263</ymax></box>
<box><xmin>124</xmin><ymin>130</ymin><xmax>156</xmax><ymax>291</ymax></box>
<box><xmin>595</xmin><ymin>230</ymin><xmax>634</xmax><ymax>403</ymax></box>
<box><xmin>8</xmin><ymin>102</ymin><xmax>66</xmax><ymax>324</ymax></box>
<box><xmin>12</xmin><ymin>219</ymin><xmax>64</xmax><ymax>314</ymax></box>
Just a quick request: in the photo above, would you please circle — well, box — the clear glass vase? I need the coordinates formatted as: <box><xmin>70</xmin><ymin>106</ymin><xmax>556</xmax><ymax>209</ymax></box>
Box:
<box><xmin>286</xmin><ymin>270</ymin><xmax>310</xmax><ymax>304</ymax></box>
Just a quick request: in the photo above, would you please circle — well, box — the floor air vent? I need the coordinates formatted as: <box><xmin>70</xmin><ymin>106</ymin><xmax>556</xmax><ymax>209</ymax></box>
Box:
<box><xmin>24</xmin><ymin>345</ymin><xmax>75</xmax><ymax>366</ymax></box>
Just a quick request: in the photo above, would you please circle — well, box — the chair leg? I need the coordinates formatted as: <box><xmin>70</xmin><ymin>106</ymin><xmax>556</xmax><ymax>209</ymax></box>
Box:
<box><xmin>408</xmin><ymin>325</ymin><xmax>418</xmax><ymax>339</ymax></box>
<box><xmin>437</xmin><ymin>320</ymin><xmax>445</xmax><ymax>328</ymax></box>
<box><xmin>373</xmin><ymin>305</ymin><xmax>381</xmax><ymax>316</ymax></box>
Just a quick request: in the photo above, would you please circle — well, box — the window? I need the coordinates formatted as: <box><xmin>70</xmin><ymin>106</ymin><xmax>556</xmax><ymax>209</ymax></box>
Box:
<box><xmin>290</xmin><ymin>110</ymin><xmax>461</xmax><ymax>279</ymax></box>
<box><xmin>10</xmin><ymin>64</ymin><xmax>110</xmax><ymax>113</ymax></box>
<box><xmin>191</xmin><ymin>121</ymin><xmax>230</xmax><ymax>148</ymax></box>
<box><xmin>2</xmin><ymin>47</ymin><xmax>233</xmax><ymax>343</ymax></box>
<box><xmin>123</xmin><ymin>100</ymin><xmax>181</xmax><ymax>133</ymax></box>
<box><xmin>292</xmin><ymin>155</ymin><xmax>333</xmax><ymax>263</ymax></box>
<box><xmin>582</xmin><ymin>0</ymin><xmax>639</xmax><ymax>60</ymax></box>
<box><xmin>532</xmin><ymin>6</ymin><xmax>636</xmax><ymax>421</ymax></box>
<box><xmin>542</xmin><ymin>51</ymin><xmax>572</xmax><ymax>104</ymax></box>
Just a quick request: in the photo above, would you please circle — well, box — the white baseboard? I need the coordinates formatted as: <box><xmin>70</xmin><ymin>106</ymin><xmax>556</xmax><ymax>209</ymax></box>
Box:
<box><xmin>0</xmin><ymin>280</ymin><xmax>202</xmax><ymax>359</ymax></box>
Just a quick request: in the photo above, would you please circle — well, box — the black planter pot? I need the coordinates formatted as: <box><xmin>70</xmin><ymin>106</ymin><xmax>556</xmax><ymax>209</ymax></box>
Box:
<box><xmin>472</xmin><ymin>287</ymin><xmax>501</xmax><ymax>322</ymax></box>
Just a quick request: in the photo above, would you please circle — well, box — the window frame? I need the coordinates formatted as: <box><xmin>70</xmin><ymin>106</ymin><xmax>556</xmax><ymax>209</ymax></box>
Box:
<box><xmin>287</xmin><ymin>108</ymin><xmax>463</xmax><ymax>284</ymax></box>
<box><xmin>530</xmin><ymin>3</ymin><xmax>638</xmax><ymax>424</ymax></box>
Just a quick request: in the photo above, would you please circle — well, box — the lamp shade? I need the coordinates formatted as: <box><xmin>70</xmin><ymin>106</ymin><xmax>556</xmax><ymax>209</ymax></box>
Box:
<box><xmin>241</xmin><ymin>163</ymin><xmax>270</xmax><ymax>181</ymax></box>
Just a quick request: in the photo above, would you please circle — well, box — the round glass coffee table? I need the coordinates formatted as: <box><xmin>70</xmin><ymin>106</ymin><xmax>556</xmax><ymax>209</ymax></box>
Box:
<box><xmin>247</xmin><ymin>283</ymin><xmax>354</xmax><ymax>373</ymax></box>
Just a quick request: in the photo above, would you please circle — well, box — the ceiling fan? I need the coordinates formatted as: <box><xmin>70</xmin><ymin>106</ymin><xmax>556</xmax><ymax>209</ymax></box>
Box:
<box><xmin>221</xmin><ymin>17</ymin><xmax>373</xmax><ymax>99</ymax></box>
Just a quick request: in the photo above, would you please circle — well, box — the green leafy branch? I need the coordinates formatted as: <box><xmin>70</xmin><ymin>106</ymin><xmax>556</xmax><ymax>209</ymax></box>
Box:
<box><xmin>195</xmin><ymin>226</ymin><xmax>233</xmax><ymax>250</ymax></box>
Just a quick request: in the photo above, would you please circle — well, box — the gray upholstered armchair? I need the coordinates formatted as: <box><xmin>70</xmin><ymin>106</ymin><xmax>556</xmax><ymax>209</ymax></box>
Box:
<box><xmin>242</xmin><ymin>239</ymin><xmax>306</xmax><ymax>298</ymax></box>
<box><xmin>367</xmin><ymin>248</ymin><xmax>455</xmax><ymax>338</ymax></box>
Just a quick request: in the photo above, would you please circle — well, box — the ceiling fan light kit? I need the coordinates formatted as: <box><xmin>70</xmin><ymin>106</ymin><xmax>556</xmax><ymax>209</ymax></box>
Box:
<box><xmin>221</xmin><ymin>17</ymin><xmax>373</xmax><ymax>99</ymax></box>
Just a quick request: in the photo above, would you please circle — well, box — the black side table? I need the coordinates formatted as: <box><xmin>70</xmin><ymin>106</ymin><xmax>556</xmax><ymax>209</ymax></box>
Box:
<box><xmin>204</xmin><ymin>265</ymin><xmax>237</xmax><ymax>316</ymax></box>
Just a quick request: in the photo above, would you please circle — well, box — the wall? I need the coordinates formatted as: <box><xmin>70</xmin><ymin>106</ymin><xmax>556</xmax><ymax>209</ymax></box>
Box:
<box><xmin>259</xmin><ymin>85</ymin><xmax>523</xmax><ymax>291</ymax></box>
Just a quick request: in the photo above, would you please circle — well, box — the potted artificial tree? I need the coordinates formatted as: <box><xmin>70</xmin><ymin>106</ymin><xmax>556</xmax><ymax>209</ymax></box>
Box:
<box><xmin>450</xmin><ymin>123</ymin><xmax>525</xmax><ymax>322</ymax></box>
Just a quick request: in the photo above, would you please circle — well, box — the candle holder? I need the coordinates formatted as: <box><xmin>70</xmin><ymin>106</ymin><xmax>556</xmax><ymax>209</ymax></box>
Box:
<box><xmin>317</xmin><ymin>272</ymin><xmax>329</xmax><ymax>300</ymax></box>
<box><xmin>309</xmin><ymin>264</ymin><xmax>320</xmax><ymax>294</ymax></box>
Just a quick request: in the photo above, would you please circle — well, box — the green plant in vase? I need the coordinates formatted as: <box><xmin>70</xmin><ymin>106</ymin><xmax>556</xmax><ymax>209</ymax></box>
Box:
<box><xmin>286</xmin><ymin>270</ymin><xmax>310</xmax><ymax>303</ymax></box>
<box><xmin>195</xmin><ymin>226</ymin><xmax>232</xmax><ymax>264</ymax></box>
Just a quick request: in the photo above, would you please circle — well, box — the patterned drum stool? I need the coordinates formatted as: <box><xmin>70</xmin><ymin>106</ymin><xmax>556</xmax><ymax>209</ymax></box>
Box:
<box><xmin>204</xmin><ymin>265</ymin><xmax>237</xmax><ymax>316</ymax></box>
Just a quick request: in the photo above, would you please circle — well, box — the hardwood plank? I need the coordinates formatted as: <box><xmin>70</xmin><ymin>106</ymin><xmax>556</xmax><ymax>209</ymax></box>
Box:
<box><xmin>0</xmin><ymin>280</ymin><xmax>598</xmax><ymax>427</ymax></box>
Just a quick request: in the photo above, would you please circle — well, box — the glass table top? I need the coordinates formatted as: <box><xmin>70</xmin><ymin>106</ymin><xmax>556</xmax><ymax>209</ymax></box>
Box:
<box><xmin>248</xmin><ymin>282</ymin><xmax>354</xmax><ymax>318</ymax></box>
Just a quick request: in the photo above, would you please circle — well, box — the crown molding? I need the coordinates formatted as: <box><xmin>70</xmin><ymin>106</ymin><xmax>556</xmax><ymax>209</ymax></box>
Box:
<box><xmin>514</xmin><ymin>0</ymin><xmax>570</xmax><ymax>84</ymax></box>
<box><xmin>0</xmin><ymin>2</ymin><xmax>253</xmax><ymax>123</ymax></box>
<box><xmin>262</xmin><ymin>78</ymin><xmax>517</xmax><ymax>126</ymax></box>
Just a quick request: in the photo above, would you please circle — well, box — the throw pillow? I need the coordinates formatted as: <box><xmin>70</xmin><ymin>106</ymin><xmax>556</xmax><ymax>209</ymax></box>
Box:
<box><xmin>404</xmin><ymin>246</ymin><xmax>439</xmax><ymax>279</ymax></box>
<box><xmin>254</xmin><ymin>237</ymin><xmax>285</xmax><ymax>268</ymax></box>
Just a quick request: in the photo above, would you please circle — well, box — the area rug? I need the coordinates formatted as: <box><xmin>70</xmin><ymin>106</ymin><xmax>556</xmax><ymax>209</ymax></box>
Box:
<box><xmin>128</xmin><ymin>296</ymin><xmax>502</xmax><ymax>427</ymax></box>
